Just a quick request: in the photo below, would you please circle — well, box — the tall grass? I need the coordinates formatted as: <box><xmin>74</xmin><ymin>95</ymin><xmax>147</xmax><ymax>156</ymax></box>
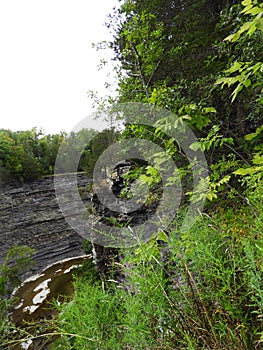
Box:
<box><xmin>52</xmin><ymin>182</ymin><xmax>262</xmax><ymax>349</ymax></box>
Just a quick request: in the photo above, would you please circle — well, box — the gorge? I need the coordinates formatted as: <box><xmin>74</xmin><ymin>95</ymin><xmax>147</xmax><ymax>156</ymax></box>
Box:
<box><xmin>0</xmin><ymin>174</ymin><xmax>91</xmax><ymax>279</ymax></box>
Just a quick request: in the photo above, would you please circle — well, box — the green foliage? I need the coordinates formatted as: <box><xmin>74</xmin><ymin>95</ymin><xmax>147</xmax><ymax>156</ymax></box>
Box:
<box><xmin>53</xmin><ymin>180</ymin><xmax>262</xmax><ymax>349</ymax></box>
<box><xmin>0</xmin><ymin>127</ymin><xmax>117</xmax><ymax>181</ymax></box>
<box><xmin>52</xmin><ymin>276</ymin><xmax>127</xmax><ymax>349</ymax></box>
<box><xmin>51</xmin><ymin>1</ymin><xmax>263</xmax><ymax>348</ymax></box>
<box><xmin>233</xmin><ymin>126</ymin><xmax>263</xmax><ymax>188</ymax></box>
<box><xmin>225</xmin><ymin>0</ymin><xmax>263</xmax><ymax>42</ymax></box>
<box><xmin>190</xmin><ymin>125</ymin><xmax>234</xmax><ymax>152</ymax></box>
<box><xmin>0</xmin><ymin>128</ymin><xmax>65</xmax><ymax>181</ymax></box>
<box><xmin>0</xmin><ymin>245</ymin><xmax>35</xmax><ymax>348</ymax></box>
<box><xmin>55</xmin><ymin>128</ymin><xmax>98</xmax><ymax>174</ymax></box>
<box><xmin>216</xmin><ymin>0</ymin><xmax>263</xmax><ymax>103</ymax></box>
<box><xmin>0</xmin><ymin>245</ymin><xmax>35</xmax><ymax>298</ymax></box>
<box><xmin>81</xmin><ymin>128</ymin><xmax>119</xmax><ymax>175</ymax></box>
<box><xmin>101</xmin><ymin>0</ymin><xmax>263</xmax><ymax>146</ymax></box>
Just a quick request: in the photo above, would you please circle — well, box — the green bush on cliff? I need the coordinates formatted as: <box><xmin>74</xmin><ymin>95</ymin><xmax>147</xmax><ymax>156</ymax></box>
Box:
<box><xmin>0</xmin><ymin>245</ymin><xmax>35</xmax><ymax>298</ymax></box>
<box><xmin>0</xmin><ymin>245</ymin><xmax>35</xmax><ymax>348</ymax></box>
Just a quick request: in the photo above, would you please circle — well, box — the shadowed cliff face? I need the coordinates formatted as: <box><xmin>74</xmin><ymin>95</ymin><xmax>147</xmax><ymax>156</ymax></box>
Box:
<box><xmin>0</xmin><ymin>174</ymin><xmax>91</xmax><ymax>279</ymax></box>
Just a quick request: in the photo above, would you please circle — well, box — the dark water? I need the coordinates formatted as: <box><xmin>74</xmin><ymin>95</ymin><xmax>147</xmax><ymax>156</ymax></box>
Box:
<box><xmin>9</xmin><ymin>255</ymin><xmax>90</xmax><ymax>349</ymax></box>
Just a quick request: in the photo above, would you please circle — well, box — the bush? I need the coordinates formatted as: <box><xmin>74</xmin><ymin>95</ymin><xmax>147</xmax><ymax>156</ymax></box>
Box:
<box><xmin>53</xmin><ymin>180</ymin><xmax>262</xmax><ymax>349</ymax></box>
<box><xmin>0</xmin><ymin>245</ymin><xmax>34</xmax><ymax>349</ymax></box>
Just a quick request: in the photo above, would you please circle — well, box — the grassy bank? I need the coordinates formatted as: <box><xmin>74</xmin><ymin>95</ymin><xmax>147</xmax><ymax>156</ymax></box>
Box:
<box><xmin>51</xmin><ymin>182</ymin><xmax>262</xmax><ymax>349</ymax></box>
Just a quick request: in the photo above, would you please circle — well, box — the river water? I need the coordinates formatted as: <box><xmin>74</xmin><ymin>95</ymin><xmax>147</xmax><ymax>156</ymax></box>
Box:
<box><xmin>9</xmin><ymin>255</ymin><xmax>90</xmax><ymax>349</ymax></box>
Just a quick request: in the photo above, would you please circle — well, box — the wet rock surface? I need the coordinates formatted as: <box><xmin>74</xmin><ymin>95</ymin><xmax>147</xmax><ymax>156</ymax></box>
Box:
<box><xmin>0</xmin><ymin>174</ymin><xmax>91</xmax><ymax>278</ymax></box>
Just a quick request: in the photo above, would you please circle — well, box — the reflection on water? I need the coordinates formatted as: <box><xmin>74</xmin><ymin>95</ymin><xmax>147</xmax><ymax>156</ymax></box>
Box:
<box><xmin>10</xmin><ymin>255</ymin><xmax>90</xmax><ymax>349</ymax></box>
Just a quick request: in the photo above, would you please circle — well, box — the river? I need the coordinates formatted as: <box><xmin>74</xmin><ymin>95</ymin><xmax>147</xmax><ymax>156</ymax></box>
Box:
<box><xmin>9</xmin><ymin>255</ymin><xmax>91</xmax><ymax>349</ymax></box>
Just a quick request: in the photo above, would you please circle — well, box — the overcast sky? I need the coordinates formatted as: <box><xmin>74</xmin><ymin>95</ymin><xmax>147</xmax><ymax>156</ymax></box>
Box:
<box><xmin>0</xmin><ymin>0</ymin><xmax>119</xmax><ymax>134</ymax></box>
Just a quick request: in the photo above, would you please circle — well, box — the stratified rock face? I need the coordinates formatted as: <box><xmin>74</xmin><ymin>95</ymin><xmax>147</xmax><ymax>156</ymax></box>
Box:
<box><xmin>0</xmin><ymin>174</ymin><xmax>91</xmax><ymax>278</ymax></box>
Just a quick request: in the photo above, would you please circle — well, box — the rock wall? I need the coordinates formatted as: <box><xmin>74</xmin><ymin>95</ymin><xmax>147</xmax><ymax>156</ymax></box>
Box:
<box><xmin>0</xmin><ymin>174</ymin><xmax>91</xmax><ymax>278</ymax></box>
<box><xmin>0</xmin><ymin>163</ymin><xmax>162</xmax><ymax>282</ymax></box>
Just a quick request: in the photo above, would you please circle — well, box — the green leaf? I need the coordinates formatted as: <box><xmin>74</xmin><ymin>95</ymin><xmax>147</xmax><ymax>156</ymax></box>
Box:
<box><xmin>244</xmin><ymin>79</ymin><xmax>251</xmax><ymax>87</ymax></box>
<box><xmin>241</xmin><ymin>4</ymin><xmax>254</xmax><ymax>15</ymax></box>
<box><xmin>256</xmin><ymin>18</ymin><xmax>263</xmax><ymax>32</ymax></box>
<box><xmin>202</xmin><ymin>107</ymin><xmax>217</xmax><ymax>113</ymax></box>
<box><xmin>224</xmin><ymin>32</ymin><xmax>240</xmax><ymax>42</ymax></box>
<box><xmin>255</xmin><ymin>243</ymin><xmax>263</xmax><ymax>252</ymax></box>
<box><xmin>217</xmin><ymin>175</ymin><xmax>231</xmax><ymax>186</ymax></box>
<box><xmin>231</xmin><ymin>84</ymin><xmax>243</xmax><ymax>102</ymax></box>
<box><xmin>248</xmin><ymin>7</ymin><xmax>262</xmax><ymax>16</ymax></box>
<box><xmin>234</xmin><ymin>166</ymin><xmax>263</xmax><ymax>175</ymax></box>
<box><xmin>240</xmin><ymin>21</ymin><xmax>255</xmax><ymax>33</ymax></box>
<box><xmin>146</xmin><ymin>165</ymin><xmax>159</xmax><ymax>177</ymax></box>
<box><xmin>245</xmin><ymin>125</ymin><xmax>263</xmax><ymax>140</ymax></box>
<box><xmin>252</xmin><ymin>154</ymin><xmax>263</xmax><ymax>165</ymax></box>
<box><xmin>233</xmin><ymin>168</ymin><xmax>251</xmax><ymax>175</ymax></box>
<box><xmin>224</xmin><ymin>61</ymin><xmax>243</xmax><ymax>74</ymax></box>
<box><xmin>211</xmin><ymin>125</ymin><xmax>221</xmax><ymax>134</ymax></box>
<box><xmin>207</xmin><ymin>191</ymin><xmax>218</xmax><ymax>201</ymax></box>
<box><xmin>241</xmin><ymin>0</ymin><xmax>251</xmax><ymax>6</ymax></box>
<box><xmin>140</xmin><ymin>174</ymin><xmax>150</xmax><ymax>183</ymax></box>
<box><xmin>157</xmin><ymin>230</ymin><xmax>169</xmax><ymax>243</ymax></box>
<box><xmin>247</xmin><ymin>23</ymin><xmax>257</xmax><ymax>36</ymax></box>
<box><xmin>189</xmin><ymin>142</ymin><xmax>201</xmax><ymax>151</ymax></box>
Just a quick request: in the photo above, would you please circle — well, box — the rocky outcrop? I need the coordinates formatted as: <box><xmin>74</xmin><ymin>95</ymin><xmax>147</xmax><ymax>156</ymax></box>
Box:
<box><xmin>0</xmin><ymin>174</ymin><xmax>91</xmax><ymax>278</ymax></box>
<box><xmin>0</xmin><ymin>162</ymin><xmax>162</xmax><ymax>283</ymax></box>
<box><xmin>90</xmin><ymin>160</ymin><xmax>160</xmax><ymax>287</ymax></box>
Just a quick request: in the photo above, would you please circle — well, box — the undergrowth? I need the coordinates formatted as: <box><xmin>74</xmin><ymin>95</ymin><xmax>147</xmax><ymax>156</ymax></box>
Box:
<box><xmin>51</xmin><ymin>181</ymin><xmax>262</xmax><ymax>350</ymax></box>
<box><xmin>1</xmin><ymin>181</ymin><xmax>261</xmax><ymax>349</ymax></box>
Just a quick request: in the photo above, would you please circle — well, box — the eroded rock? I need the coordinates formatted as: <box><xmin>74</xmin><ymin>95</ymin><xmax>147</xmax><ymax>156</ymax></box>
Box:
<box><xmin>0</xmin><ymin>174</ymin><xmax>91</xmax><ymax>279</ymax></box>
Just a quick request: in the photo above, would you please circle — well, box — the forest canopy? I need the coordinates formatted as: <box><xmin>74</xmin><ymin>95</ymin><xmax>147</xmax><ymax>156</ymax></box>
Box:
<box><xmin>0</xmin><ymin>128</ymin><xmax>118</xmax><ymax>182</ymax></box>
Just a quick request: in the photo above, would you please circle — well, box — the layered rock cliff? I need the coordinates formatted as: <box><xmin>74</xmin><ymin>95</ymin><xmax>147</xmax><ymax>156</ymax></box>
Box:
<box><xmin>0</xmin><ymin>163</ymin><xmax>161</xmax><ymax>283</ymax></box>
<box><xmin>0</xmin><ymin>174</ymin><xmax>91</xmax><ymax>278</ymax></box>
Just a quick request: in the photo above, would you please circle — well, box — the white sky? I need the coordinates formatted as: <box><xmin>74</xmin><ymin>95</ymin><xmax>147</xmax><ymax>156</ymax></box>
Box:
<box><xmin>0</xmin><ymin>0</ymin><xmax>119</xmax><ymax>134</ymax></box>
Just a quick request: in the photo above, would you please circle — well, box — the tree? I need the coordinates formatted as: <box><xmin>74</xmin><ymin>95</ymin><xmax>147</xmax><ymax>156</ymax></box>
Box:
<box><xmin>104</xmin><ymin>0</ymin><xmax>262</xmax><ymax>148</ymax></box>
<box><xmin>0</xmin><ymin>245</ymin><xmax>34</xmax><ymax>298</ymax></box>
<box><xmin>0</xmin><ymin>128</ymin><xmax>65</xmax><ymax>181</ymax></box>
<box><xmin>111</xmin><ymin>0</ymin><xmax>234</xmax><ymax>90</ymax></box>
<box><xmin>81</xmin><ymin>128</ymin><xmax>119</xmax><ymax>174</ymax></box>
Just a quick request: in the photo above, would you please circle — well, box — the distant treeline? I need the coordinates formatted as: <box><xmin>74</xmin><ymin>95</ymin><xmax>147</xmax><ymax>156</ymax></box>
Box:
<box><xmin>0</xmin><ymin>128</ymin><xmax>117</xmax><ymax>182</ymax></box>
